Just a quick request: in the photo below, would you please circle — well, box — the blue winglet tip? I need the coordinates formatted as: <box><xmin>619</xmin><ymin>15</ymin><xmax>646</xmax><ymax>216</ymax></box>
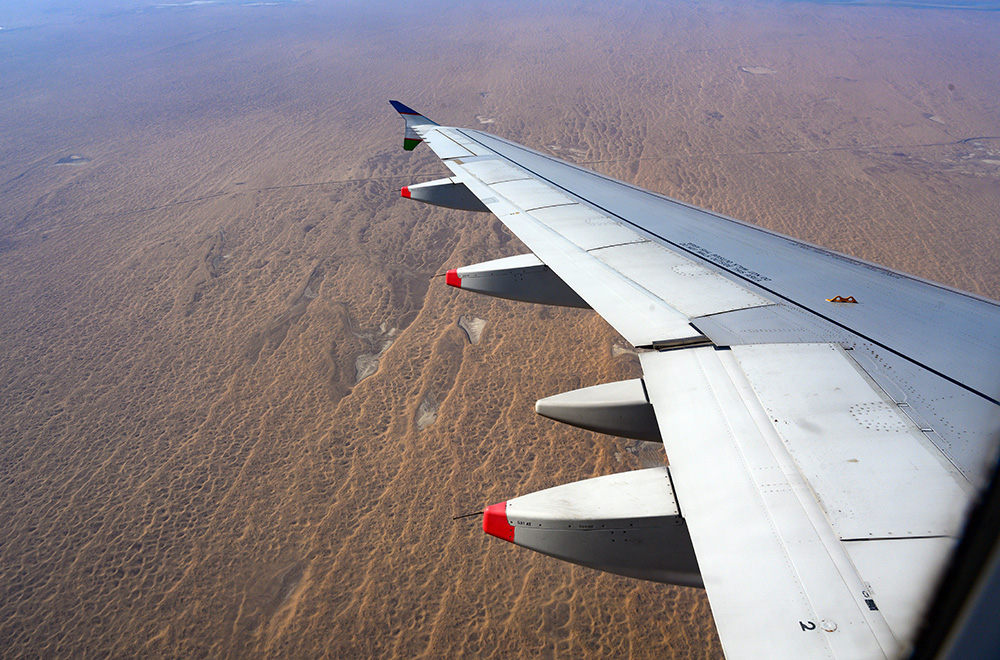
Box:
<box><xmin>390</xmin><ymin>100</ymin><xmax>420</xmax><ymax>116</ymax></box>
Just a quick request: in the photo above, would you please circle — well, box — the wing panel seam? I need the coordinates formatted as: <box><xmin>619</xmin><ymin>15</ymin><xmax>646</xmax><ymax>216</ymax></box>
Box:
<box><xmin>454</xmin><ymin>129</ymin><xmax>999</xmax><ymax>407</ymax></box>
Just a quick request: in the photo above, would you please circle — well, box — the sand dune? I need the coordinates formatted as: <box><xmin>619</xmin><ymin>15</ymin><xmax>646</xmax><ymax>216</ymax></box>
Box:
<box><xmin>1</xmin><ymin>1</ymin><xmax>998</xmax><ymax>658</ymax></box>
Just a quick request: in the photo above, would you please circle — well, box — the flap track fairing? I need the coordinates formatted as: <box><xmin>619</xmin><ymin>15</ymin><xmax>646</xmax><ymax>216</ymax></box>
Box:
<box><xmin>446</xmin><ymin>254</ymin><xmax>590</xmax><ymax>309</ymax></box>
<box><xmin>535</xmin><ymin>378</ymin><xmax>662</xmax><ymax>442</ymax></box>
<box><xmin>483</xmin><ymin>468</ymin><xmax>701</xmax><ymax>586</ymax></box>
<box><xmin>402</xmin><ymin>178</ymin><xmax>490</xmax><ymax>212</ymax></box>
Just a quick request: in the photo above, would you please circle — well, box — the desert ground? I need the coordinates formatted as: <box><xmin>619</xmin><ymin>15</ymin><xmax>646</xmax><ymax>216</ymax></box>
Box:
<box><xmin>1</xmin><ymin>0</ymin><xmax>998</xmax><ymax>657</ymax></box>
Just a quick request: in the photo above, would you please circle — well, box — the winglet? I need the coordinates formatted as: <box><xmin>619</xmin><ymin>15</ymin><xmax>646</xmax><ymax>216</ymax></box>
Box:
<box><xmin>389</xmin><ymin>100</ymin><xmax>438</xmax><ymax>151</ymax></box>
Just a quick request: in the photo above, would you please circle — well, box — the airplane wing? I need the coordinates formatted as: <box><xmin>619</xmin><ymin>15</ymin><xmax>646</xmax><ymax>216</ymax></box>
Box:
<box><xmin>389</xmin><ymin>101</ymin><xmax>1000</xmax><ymax>659</ymax></box>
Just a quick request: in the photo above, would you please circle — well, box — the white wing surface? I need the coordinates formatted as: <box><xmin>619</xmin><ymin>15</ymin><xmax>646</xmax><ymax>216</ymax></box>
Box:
<box><xmin>389</xmin><ymin>102</ymin><xmax>1000</xmax><ymax>659</ymax></box>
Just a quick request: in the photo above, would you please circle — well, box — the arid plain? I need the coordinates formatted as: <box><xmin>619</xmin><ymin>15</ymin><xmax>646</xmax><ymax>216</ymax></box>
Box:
<box><xmin>1</xmin><ymin>1</ymin><xmax>999</xmax><ymax>658</ymax></box>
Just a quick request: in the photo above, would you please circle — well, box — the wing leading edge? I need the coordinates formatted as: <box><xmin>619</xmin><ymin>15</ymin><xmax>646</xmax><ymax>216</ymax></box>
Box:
<box><xmin>389</xmin><ymin>101</ymin><xmax>1000</xmax><ymax>659</ymax></box>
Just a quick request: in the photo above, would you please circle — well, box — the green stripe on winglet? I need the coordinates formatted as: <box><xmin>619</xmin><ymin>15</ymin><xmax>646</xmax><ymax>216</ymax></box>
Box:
<box><xmin>403</xmin><ymin>137</ymin><xmax>422</xmax><ymax>151</ymax></box>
